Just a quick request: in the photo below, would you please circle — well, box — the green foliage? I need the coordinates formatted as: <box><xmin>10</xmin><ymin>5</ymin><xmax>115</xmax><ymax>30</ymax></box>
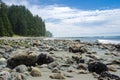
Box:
<box><xmin>0</xmin><ymin>3</ymin><xmax>13</xmax><ymax>36</ymax></box>
<box><xmin>46</xmin><ymin>31</ymin><xmax>53</xmax><ymax>37</ymax></box>
<box><xmin>0</xmin><ymin>2</ymin><xmax>52</xmax><ymax>37</ymax></box>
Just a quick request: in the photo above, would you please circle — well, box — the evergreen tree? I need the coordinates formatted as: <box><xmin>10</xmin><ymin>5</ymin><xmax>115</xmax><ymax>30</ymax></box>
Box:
<box><xmin>0</xmin><ymin>3</ymin><xmax>13</xmax><ymax>36</ymax></box>
<box><xmin>0</xmin><ymin>17</ymin><xmax>5</xmax><ymax>36</ymax></box>
<box><xmin>0</xmin><ymin>2</ymin><xmax>52</xmax><ymax>37</ymax></box>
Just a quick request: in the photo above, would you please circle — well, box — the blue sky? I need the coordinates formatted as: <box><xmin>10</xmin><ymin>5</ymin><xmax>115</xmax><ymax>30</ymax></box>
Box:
<box><xmin>3</xmin><ymin>0</ymin><xmax>120</xmax><ymax>37</ymax></box>
<box><xmin>38</xmin><ymin>0</ymin><xmax>120</xmax><ymax>10</ymax></box>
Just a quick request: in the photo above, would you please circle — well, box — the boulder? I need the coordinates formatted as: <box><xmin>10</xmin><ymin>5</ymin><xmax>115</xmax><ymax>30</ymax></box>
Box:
<box><xmin>69</xmin><ymin>45</ymin><xmax>86</xmax><ymax>53</ymax></box>
<box><xmin>7</xmin><ymin>51</ymin><xmax>37</xmax><ymax>68</ymax></box>
<box><xmin>115</xmin><ymin>44</ymin><xmax>120</xmax><ymax>51</ymax></box>
<box><xmin>0</xmin><ymin>58</ymin><xmax>7</xmax><ymax>65</ymax></box>
<box><xmin>0</xmin><ymin>71</ymin><xmax>11</xmax><ymax>80</ymax></box>
<box><xmin>88</xmin><ymin>61</ymin><xmax>108</xmax><ymax>74</ymax></box>
<box><xmin>37</xmin><ymin>53</ymin><xmax>54</xmax><ymax>65</ymax></box>
<box><xmin>98</xmin><ymin>71</ymin><xmax>120</xmax><ymax>80</ymax></box>
<box><xmin>13</xmin><ymin>65</ymin><xmax>28</xmax><ymax>73</ymax></box>
<box><xmin>30</xmin><ymin>67</ymin><xmax>41</xmax><ymax>77</ymax></box>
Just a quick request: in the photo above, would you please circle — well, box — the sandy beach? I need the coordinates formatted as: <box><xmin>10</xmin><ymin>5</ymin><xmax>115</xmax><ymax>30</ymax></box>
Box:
<box><xmin>0</xmin><ymin>37</ymin><xmax>120</xmax><ymax>80</ymax></box>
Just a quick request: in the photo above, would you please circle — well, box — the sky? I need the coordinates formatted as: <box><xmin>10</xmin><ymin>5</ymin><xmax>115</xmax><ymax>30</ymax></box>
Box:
<box><xmin>3</xmin><ymin>0</ymin><xmax>120</xmax><ymax>37</ymax></box>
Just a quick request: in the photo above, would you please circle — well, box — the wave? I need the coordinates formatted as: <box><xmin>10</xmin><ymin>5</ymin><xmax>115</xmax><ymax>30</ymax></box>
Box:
<box><xmin>97</xmin><ymin>39</ymin><xmax>120</xmax><ymax>44</ymax></box>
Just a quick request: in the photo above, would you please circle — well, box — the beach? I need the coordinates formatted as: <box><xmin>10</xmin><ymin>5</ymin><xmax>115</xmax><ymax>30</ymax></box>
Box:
<box><xmin>0</xmin><ymin>37</ymin><xmax>120</xmax><ymax>80</ymax></box>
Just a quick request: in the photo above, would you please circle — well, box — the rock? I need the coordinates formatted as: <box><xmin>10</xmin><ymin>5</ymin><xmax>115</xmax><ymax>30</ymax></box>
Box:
<box><xmin>107</xmin><ymin>65</ymin><xmax>117</xmax><ymax>72</ymax></box>
<box><xmin>50</xmin><ymin>73</ymin><xmax>65</xmax><ymax>79</ymax></box>
<box><xmin>76</xmin><ymin>64</ymin><xmax>87</xmax><ymax>70</ymax></box>
<box><xmin>49</xmin><ymin>51</ymin><xmax>54</xmax><ymax>54</ymax></box>
<box><xmin>48</xmin><ymin>47</ymin><xmax>56</xmax><ymax>51</ymax></box>
<box><xmin>37</xmin><ymin>53</ymin><xmax>54</xmax><ymax>65</ymax></box>
<box><xmin>52</xmin><ymin>67</ymin><xmax>60</xmax><ymax>73</ymax></box>
<box><xmin>0</xmin><ymin>54</ymin><xmax>3</xmax><ymax>58</ymax></box>
<box><xmin>0</xmin><ymin>58</ymin><xmax>7</xmax><ymax>65</ymax></box>
<box><xmin>88</xmin><ymin>61</ymin><xmax>108</xmax><ymax>74</ymax></box>
<box><xmin>87</xmin><ymin>52</ymin><xmax>97</xmax><ymax>54</ymax></box>
<box><xmin>13</xmin><ymin>65</ymin><xmax>28</xmax><ymax>73</ymax></box>
<box><xmin>92</xmin><ymin>72</ymin><xmax>99</xmax><ymax>78</ymax></box>
<box><xmin>78</xmin><ymin>70</ymin><xmax>89</xmax><ymax>74</ymax></box>
<box><xmin>115</xmin><ymin>44</ymin><xmax>120</xmax><ymax>51</ymax></box>
<box><xmin>0</xmin><ymin>77</ymin><xmax>4</xmax><ymax>80</ymax></box>
<box><xmin>30</xmin><ymin>67</ymin><xmax>41</xmax><ymax>77</ymax></box>
<box><xmin>2</xmin><ymin>68</ymin><xmax>12</xmax><ymax>73</ymax></box>
<box><xmin>74</xmin><ymin>40</ymin><xmax>81</xmax><ymax>43</ymax></box>
<box><xmin>72</xmin><ymin>56</ymin><xmax>85</xmax><ymax>63</ymax></box>
<box><xmin>65</xmin><ymin>58</ymin><xmax>74</xmax><ymax>64</ymax></box>
<box><xmin>67</xmin><ymin>67</ymin><xmax>76</xmax><ymax>73</ymax></box>
<box><xmin>7</xmin><ymin>51</ymin><xmax>37</xmax><ymax>68</ymax></box>
<box><xmin>48</xmin><ymin>62</ymin><xmax>59</xmax><ymax>69</ymax></box>
<box><xmin>0</xmin><ymin>71</ymin><xmax>11</xmax><ymax>80</ymax></box>
<box><xmin>69</xmin><ymin>45</ymin><xmax>86</xmax><ymax>53</ymax></box>
<box><xmin>40</xmin><ymin>64</ymin><xmax>48</xmax><ymax>68</ymax></box>
<box><xmin>32</xmin><ymin>40</ymin><xmax>40</xmax><ymax>47</ymax></box>
<box><xmin>87</xmin><ymin>54</ymin><xmax>100</xmax><ymax>60</ymax></box>
<box><xmin>98</xmin><ymin>71</ymin><xmax>120</xmax><ymax>80</ymax></box>
<box><xmin>112</xmin><ymin>59</ymin><xmax>120</xmax><ymax>65</ymax></box>
<box><xmin>11</xmin><ymin>72</ymin><xmax>27</xmax><ymax>80</ymax></box>
<box><xmin>63</xmin><ymin>72</ymin><xmax>73</xmax><ymax>78</ymax></box>
<box><xmin>105</xmin><ymin>53</ymin><xmax>112</xmax><ymax>55</ymax></box>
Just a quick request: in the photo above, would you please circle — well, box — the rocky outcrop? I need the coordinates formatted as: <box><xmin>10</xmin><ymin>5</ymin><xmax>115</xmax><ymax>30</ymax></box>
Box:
<box><xmin>7</xmin><ymin>51</ymin><xmax>37</xmax><ymax>68</ymax></box>
<box><xmin>88</xmin><ymin>61</ymin><xmax>108</xmax><ymax>74</ymax></box>
<box><xmin>37</xmin><ymin>53</ymin><xmax>54</xmax><ymax>65</ymax></box>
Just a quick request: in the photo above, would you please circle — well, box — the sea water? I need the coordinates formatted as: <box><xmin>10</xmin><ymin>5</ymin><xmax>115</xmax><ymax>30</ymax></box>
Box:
<box><xmin>51</xmin><ymin>36</ymin><xmax>120</xmax><ymax>44</ymax></box>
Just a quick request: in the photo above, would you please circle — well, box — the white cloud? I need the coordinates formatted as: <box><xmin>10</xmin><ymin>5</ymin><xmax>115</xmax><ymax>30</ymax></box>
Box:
<box><xmin>3</xmin><ymin>0</ymin><xmax>120</xmax><ymax>37</ymax></box>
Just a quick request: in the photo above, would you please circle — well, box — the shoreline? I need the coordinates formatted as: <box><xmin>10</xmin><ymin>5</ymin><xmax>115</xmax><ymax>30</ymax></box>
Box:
<box><xmin>0</xmin><ymin>38</ymin><xmax>120</xmax><ymax>80</ymax></box>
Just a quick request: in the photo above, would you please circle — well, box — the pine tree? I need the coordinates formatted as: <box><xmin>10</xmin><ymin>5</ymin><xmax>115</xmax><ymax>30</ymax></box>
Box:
<box><xmin>0</xmin><ymin>2</ymin><xmax>52</xmax><ymax>37</ymax></box>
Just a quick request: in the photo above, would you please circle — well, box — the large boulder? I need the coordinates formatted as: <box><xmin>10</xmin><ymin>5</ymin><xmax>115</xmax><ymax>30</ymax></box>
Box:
<box><xmin>7</xmin><ymin>51</ymin><xmax>37</xmax><ymax>68</ymax></box>
<box><xmin>36</xmin><ymin>53</ymin><xmax>54</xmax><ymax>65</ymax></box>
<box><xmin>88</xmin><ymin>61</ymin><xmax>108</xmax><ymax>74</ymax></box>
<box><xmin>98</xmin><ymin>71</ymin><xmax>120</xmax><ymax>80</ymax></box>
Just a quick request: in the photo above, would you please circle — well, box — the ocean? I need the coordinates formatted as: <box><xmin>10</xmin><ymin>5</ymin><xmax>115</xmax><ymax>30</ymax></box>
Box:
<box><xmin>50</xmin><ymin>36</ymin><xmax>120</xmax><ymax>44</ymax></box>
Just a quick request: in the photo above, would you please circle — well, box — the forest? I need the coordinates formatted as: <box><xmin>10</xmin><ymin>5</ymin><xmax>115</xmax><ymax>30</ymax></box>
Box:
<box><xmin>0</xmin><ymin>1</ymin><xmax>52</xmax><ymax>37</ymax></box>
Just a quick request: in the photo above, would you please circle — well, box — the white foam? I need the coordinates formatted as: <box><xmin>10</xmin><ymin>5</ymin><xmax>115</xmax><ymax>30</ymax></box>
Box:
<box><xmin>97</xmin><ymin>39</ymin><xmax>120</xmax><ymax>44</ymax></box>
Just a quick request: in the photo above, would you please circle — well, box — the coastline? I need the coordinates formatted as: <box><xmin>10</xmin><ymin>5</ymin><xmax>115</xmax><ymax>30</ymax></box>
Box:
<box><xmin>0</xmin><ymin>37</ymin><xmax>120</xmax><ymax>80</ymax></box>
